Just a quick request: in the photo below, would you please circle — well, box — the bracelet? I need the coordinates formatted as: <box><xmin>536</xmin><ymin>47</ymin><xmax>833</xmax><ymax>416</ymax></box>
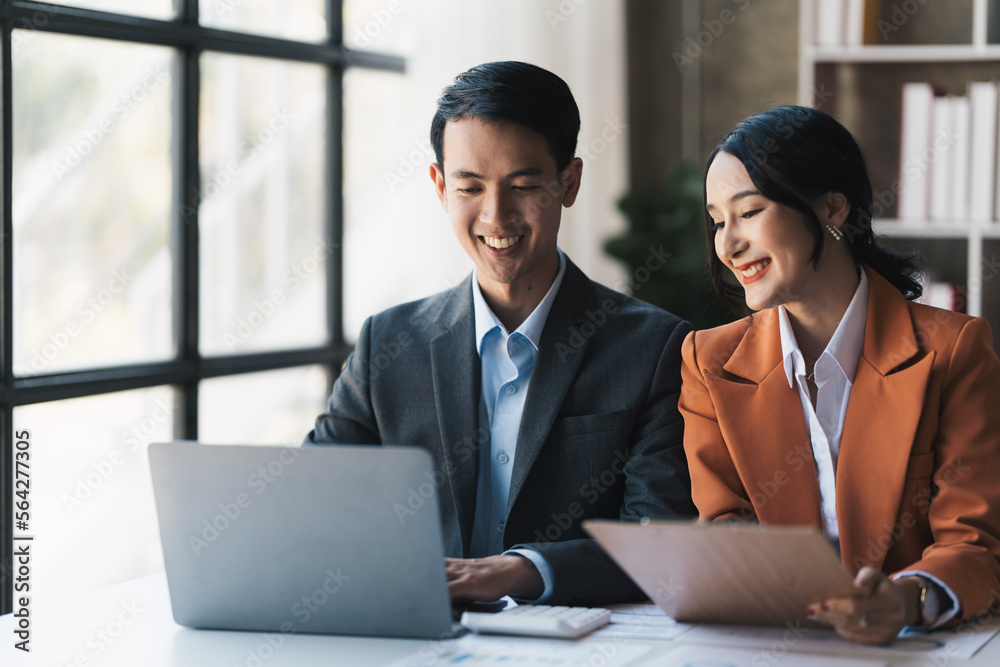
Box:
<box><xmin>915</xmin><ymin>578</ymin><xmax>929</xmax><ymax>626</ymax></box>
<box><xmin>909</xmin><ymin>577</ymin><xmax>940</xmax><ymax>628</ymax></box>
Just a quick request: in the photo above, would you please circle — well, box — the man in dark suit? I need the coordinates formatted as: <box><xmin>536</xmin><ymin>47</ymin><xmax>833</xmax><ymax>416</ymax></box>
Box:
<box><xmin>305</xmin><ymin>61</ymin><xmax>695</xmax><ymax>606</ymax></box>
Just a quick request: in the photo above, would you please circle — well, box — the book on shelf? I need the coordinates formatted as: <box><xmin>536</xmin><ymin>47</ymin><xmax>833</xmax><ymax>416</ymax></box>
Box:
<box><xmin>995</xmin><ymin>86</ymin><xmax>1000</xmax><ymax>223</ymax></box>
<box><xmin>917</xmin><ymin>279</ymin><xmax>966</xmax><ymax>314</ymax></box>
<box><xmin>969</xmin><ymin>82</ymin><xmax>998</xmax><ymax>223</ymax></box>
<box><xmin>898</xmin><ymin>80</ymin><xmax>1000</xmax><ymax>226</ymax></box>
<box><xmin>949</xmin><ymin>95</ymin><xmax>971</xmax><ymax>222</ymax></box>
<box><xmin>815</xmin><ymin>0</ymin><xmax>844</xmax><ymax>46</ymax></box>
<box><xmin>844</xmin><ymin>0</ymin><xmax>865</xmax><ymax>47</ymax></box>
<box><xmin>814</xmin><ymin>0</ymin><xmax>879</xmax><ymax>46</ymax></box>
<box><xmin>897</xmin><ymin>82</ymin><xmax>934</xmax><ymax>221</ymax></box>
<box><xmin>928</xmin><ymin>95</ymin><xmax>953</xmax><ymax>222</ymax></box>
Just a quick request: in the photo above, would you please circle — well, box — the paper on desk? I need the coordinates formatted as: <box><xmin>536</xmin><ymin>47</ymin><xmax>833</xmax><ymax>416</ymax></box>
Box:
<box><xmin>605</xmin><ymin>601</ymin><xmax>675</xmax><ymax>622</ymax></box>
<box><xmin>679</xmin><ymin>623</ymin><xmax>997</xmax><ymax>661</ymax></box>
<box><xmin>592</xmin><ymin>601</ymin><xmax>696</xmax><ymax>641</ymax></box>
<box><xmin>895</xmin><ymin>625</ymin><xmax>997</xmax><ymax>660</ymax></box>
<box><xmin>654</xmin><ymin>644</ymin><xmax>887</xmax><ymax>666</ymax></box>
<box><xmin>384</xmin><ymin>634</ymin><xmax>651</xmax><ymax>667</ymax></box>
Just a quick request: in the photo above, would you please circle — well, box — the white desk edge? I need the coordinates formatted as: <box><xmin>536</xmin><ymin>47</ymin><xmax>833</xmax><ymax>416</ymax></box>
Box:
<box><xmin>2</xmin><ymin>571</ymin><xmax>1000</xmax><ymax>666</ymax></box>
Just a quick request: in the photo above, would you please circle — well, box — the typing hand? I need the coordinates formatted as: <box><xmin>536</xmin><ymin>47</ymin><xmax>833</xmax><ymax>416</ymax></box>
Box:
<box><xmin>805</xmin><ymin>566</ymin><xmax>919</xmax><ymax>645</ymax></box>
<box><xmin>446</xmin><ymin>555</ymin><xmax>544</xmax><ymax>602</ymax></box>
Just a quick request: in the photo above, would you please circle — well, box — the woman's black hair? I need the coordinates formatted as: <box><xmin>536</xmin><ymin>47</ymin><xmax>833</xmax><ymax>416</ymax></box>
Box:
<box><xmin>704</xmin><ymin>105</ymin><xmax>922</xmax><ymax>316</ymax></box>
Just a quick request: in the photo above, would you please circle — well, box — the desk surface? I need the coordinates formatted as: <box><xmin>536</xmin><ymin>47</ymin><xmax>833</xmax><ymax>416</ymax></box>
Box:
<box><xmin>3</xmin><ymin>573</ymin><xmax>1000</xmax><ymax>666</ymax></box>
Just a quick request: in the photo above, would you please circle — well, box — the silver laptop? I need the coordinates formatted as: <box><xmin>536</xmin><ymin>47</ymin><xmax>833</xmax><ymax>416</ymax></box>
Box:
<box><xmin>149</xmin><ymin>441</ymin><xmax>456</xmax><ymax>638</ymax></box>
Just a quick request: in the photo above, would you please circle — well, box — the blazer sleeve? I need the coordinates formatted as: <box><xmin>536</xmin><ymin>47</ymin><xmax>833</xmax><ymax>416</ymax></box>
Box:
<box><xmin>679</xmin><ymin>329</ymin><xmax>756</xmax><ymax>523</ymax></box>
<box><xmin>304</xmin><ymin>316</ymin><xmax>382</xmax><ymax>446</ymax></box>
<box><xmin>903</xmin><ymin>317</ymin><xmax>1000</xmax><ymax>622</ymax></box>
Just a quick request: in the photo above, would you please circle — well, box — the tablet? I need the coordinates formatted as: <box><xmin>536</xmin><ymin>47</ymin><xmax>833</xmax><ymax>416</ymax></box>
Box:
<box><xmin>584</xmin><ymin>519</ymin><xmax>857</xmax><ymax>626</ymax></box>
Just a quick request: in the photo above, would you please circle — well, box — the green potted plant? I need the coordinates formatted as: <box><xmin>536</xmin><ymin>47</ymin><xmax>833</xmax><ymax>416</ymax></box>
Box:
<box><xmin>605</xmin><ymin>163</ymin><xmax>733</xmax><ymax>331</ymax></box>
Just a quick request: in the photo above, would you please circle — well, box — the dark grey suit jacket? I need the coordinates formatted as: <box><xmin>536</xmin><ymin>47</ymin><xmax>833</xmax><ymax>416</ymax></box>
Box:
<box><xmin>306</xmin><ymin>257</ymin><xmax>696</xmax><ymax>605</ymax></box>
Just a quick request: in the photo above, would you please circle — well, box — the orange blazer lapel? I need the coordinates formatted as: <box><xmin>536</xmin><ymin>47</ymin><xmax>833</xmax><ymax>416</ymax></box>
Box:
<box><xmin>836</xmin><ymin>268</ymin><xmax>935</xmax><ymax>573</ymax></box>
<box><xmin>706</xmin><ymin>309</ymin><xmax>825</xmax><ymax>528</ymax></box>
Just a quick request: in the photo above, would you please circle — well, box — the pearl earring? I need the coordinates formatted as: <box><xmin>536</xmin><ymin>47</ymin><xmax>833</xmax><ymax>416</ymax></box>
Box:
<box><xmin>826</xmin><ymin>224</ymin><xmax>843</xmax><ymax>241</ymax></box>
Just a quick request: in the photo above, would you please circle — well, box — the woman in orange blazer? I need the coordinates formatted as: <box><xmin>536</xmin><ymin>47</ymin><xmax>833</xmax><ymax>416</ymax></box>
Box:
<box><xmin>681</xmin><ymin>105</ymin><xmax>1000</xmax><ymax>645</ymax></box>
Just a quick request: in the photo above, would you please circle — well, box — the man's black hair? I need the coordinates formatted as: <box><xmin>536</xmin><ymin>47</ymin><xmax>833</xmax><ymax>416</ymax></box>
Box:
<box><xmin>430</xmin><ymin>61</ymin><xmax>580</xmax><ymax>172</ymax></box>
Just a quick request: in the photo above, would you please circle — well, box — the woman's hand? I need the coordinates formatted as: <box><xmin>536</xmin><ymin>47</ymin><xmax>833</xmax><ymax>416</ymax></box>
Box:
<box><xmin>805</xmin><ymin>566</ymin><xmax>922</xmax><ymax>645</ymax></box>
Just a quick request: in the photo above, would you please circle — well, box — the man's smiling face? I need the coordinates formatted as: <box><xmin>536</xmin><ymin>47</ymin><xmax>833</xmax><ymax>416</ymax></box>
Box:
<box><xmin>430</xmin><ymin>117</ymin><xmax>581</xmax><ymax>303</ymax></box>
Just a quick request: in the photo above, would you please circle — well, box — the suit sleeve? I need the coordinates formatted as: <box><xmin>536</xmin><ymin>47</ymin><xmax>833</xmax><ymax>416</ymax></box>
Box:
<box><xmin>513</xmin><ymin>318</ymin><xmax>699</xmax><ymax>606</ymax></box>
<box><xmin>679</xmin><ymin>330</ymin><xmax>756</xmax><ymax>523</ymax></box>
<box><xmin>903</xmin><ymin>317</ymin><xmax>1000</xmax><ymax>622</ymax></box>
<box><xmin>304</xmin><ymin>317</ymin><xmax>382</xmax><ymax>446</ymax></box>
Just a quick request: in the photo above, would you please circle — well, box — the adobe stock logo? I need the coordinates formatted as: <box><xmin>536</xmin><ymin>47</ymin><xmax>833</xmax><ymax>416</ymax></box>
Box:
<box><xmin>182</xmin><ymin>107</ymin><xmax>296</xmax><ymax>225</ymax></box>
<box><xmin>351</xmin><ymin>0</ymin><xmax>408</xmax><ymax>48</ymax></box>
<box><xmin>51</xmin><ymin>68</ymin><xmax>170</xmax><ymax>181</ymax></box>
<box><xmin>188</xmin><ymin>447</ymin><xmax>303</xmax><ymax>556</ymax></box>
<box><xmin>15</xmin><ymin>269</ymin><xmax>135</xmax><ymax>376</ymax></box>
<box><xmin>222</xmin><ymin>236</ymin><xmax>338</xmax><ymax>350</ymax></box>
<box><xmin>672</xmin><ymin>0</ymin><xmax>752</xmax><ymax>72</ymax></box>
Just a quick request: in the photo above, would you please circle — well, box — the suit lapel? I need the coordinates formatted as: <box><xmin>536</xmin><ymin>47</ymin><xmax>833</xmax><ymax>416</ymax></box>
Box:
<box><xmin>506</xmin><ymin>259</ymin><xmax>593</xmax><ymax>515</ymax></box>
<box><xmin>429</xmin><ymin>276</ymin><xmax>480</xmax><ymax>554</ymax></box>
<box><xmin>836</xmin><ymin>268</ymin><xmax>934</xmax><ymax>573</ymax></box>
<box><xmin>710</xmin><ymin>310</ymin><xmax>824</xmax><ymax>527</ymax></box>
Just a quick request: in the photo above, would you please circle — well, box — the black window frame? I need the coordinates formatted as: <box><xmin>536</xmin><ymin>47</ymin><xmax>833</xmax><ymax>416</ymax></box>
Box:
<box><xmin>0</xmin><ymin>0</ymin><xmax>403</xmax><ymax>614</ymax></box>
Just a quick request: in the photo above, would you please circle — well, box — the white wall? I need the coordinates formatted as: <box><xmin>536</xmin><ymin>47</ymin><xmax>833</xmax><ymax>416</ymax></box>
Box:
<box><xmin>343</xmin><ymin>0</ymin><xmax>629</xmax><ymax>339</ymax></box>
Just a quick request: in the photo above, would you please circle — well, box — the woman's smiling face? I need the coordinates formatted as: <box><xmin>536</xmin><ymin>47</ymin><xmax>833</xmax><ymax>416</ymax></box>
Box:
<box><xmin>705</xmin><ymin>151</ymin><xmax>821</xmax><ymax>312</ymax></box>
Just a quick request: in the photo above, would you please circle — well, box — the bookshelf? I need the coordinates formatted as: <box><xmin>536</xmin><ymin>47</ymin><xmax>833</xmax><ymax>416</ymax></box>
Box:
<box><xmin>799</xmin><ymin>0</ymin><xmax>1000</xmax><ymax>353</ymax></box>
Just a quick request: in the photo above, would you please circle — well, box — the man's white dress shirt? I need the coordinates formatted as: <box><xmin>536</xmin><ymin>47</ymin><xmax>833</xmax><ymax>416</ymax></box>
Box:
<box><xmin>468</xmin><ymin>249</ymin><xmax>567</xmax><ymax>601</ymax></box>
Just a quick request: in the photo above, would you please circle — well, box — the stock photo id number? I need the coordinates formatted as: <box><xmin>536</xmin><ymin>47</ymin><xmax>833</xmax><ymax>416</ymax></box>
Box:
<box><xmin>13</xmin><ymin>430</ymin><xmax>32</xmax><ymax>653</ymax></box>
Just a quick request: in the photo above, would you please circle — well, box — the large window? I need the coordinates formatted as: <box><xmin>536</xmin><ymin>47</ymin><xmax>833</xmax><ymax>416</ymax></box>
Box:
<box><xmin>1</xmin><ymin>0</ymin><xmax>403</xmax><ymax>613</ymax></box>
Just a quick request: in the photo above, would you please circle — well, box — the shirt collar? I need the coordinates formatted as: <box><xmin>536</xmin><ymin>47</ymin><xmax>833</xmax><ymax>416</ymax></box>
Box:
<box><xmin>472</xmin><ymin>248</ymin><xmax>566</xmax><ymax>354</ymax></box>
<box><xmin>779</xmin><ymin>269</ymin><xmax>869</xmax><ymax>388</ymax></box>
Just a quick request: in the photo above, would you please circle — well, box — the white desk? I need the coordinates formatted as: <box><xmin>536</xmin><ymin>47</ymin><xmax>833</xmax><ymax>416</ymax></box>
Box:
<box><xmin>3</xmin><ymin>573</ymin><xmax>1000</xmax><ymax>666</ymax></box>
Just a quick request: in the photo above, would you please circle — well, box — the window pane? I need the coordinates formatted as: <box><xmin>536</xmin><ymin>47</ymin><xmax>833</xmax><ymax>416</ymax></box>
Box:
<box><xmin>198</xmin><ymin>365</ymin><xmax>329</xmax><ymax>445</ymax></box>
<box><xmin>14</xmin><ymin>387</ymin><xmax>176</xmax><ymax>604</ymax></box>
<box><xmin>45</xmin><ymin>0</ymin><xmax>175</xmax><ymax>20</ymax></box>
<box><xmin>200</xmin><ymin>0</ymin><xmax>327</xmax><ymax>42</ymax></box>
<box><xmin>343</xmin><ymin>0</ymin><xmax>416</xmax><ymax>55</ymax></box>
<box><xmin>343</xmin><ymin>67</ymin><xmax>469</xmax><ymax>341</ymax></box>
<box><xmin>12</xmin><ymin>33</ymin><xmax>174</xmax><ymax>376</ymax></box>
<box><xmin>199</xmin><ymin>54</ymin><xmax>327</xmax><ymax>356</ymax></box>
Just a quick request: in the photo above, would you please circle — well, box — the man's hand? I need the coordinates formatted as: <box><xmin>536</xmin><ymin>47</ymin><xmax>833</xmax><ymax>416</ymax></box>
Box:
<box><xmin>805</xmin><ymin>566</ymin><xmax>921</xmax><ymax>645</ymax></box>
<box><xmin>446</xmin><ymin>555</ymin><xmax>544</xmax><ymax>602</ymax></box>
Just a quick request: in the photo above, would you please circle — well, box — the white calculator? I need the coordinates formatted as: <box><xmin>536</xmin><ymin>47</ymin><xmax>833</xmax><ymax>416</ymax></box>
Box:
<box><xmin>460</xmin><ymin>604</ymin><xmax>612</xmax><ymax>639</ymax></box>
